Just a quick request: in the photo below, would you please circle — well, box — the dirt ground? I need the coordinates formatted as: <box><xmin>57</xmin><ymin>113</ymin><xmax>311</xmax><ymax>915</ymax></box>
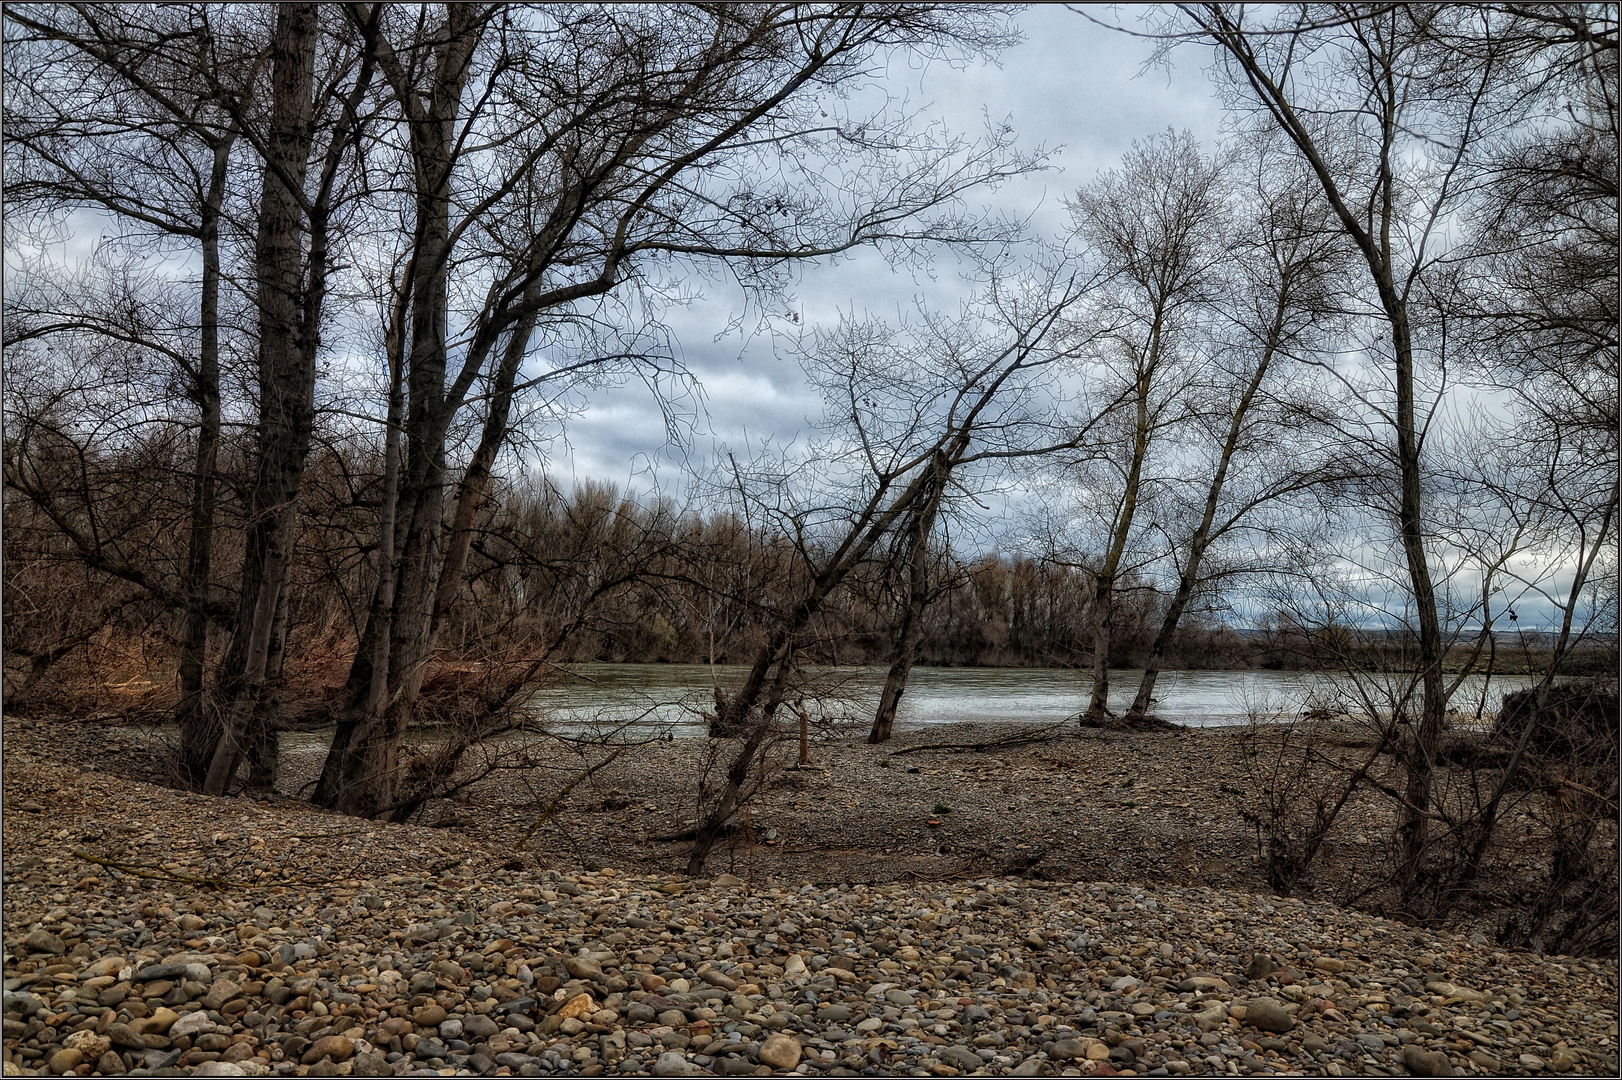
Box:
<box><xmin>5</xmin><ymin>708</ymin><xmax>1598</xmax><ymax>945</ymax></box>
<box><xmin>3</xmin><ymin>714</ymin><xmax>1414</xmax><ymax>899</ymax></box>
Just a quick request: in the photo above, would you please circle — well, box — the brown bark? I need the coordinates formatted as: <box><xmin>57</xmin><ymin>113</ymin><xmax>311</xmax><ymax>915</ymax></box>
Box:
<box><xmin>177</xmin><ymin>132</ymin><xmax>234</xmax><ymax>783</ymax></box>
<box><xmin>1388</xmin><ymin>297</ymin><xmax>1449</xmax><ymax>893</ymax></box>
<box><xmin>869</xmin><ymin>455</ymin><xmax>946</xmax><ymax>743</ymax></box>
<box><xmin>202</xmin><ymin>3</ymin><xmax>319</xmax><ymax>796</ymax></box>
<box><xmin>203</xmin><ymin>1</ymin><xmax>375</xmax><ymax>794</ymax></box>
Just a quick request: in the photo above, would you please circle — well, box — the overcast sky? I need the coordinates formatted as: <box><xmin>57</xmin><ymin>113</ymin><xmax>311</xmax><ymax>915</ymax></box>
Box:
<box><xmin>548</xmin><ymin>7</ymin><xmax>1226</xmax><ymax>495</ymax></box>
<box><xmin>11</xmin><ymin>7</ymin><xmax>1587</xmax><ymax>631</ymax></box>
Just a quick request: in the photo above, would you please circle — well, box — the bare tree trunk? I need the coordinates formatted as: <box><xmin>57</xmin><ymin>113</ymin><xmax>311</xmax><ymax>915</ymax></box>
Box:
<box><xmin>687</xmin><ymin>446</ymin><xmax>969</xmax><ymax>873</ymax></box>
<box><xmin>313</xmin><ymin>263</ymin><xmax>410</xmax><ymax>810</ymax></box>
<box><xmin>710</xmin><ymin>521</ymin><xmax>894</xmax><ymax>739</ymax></box>
<box><xmin>243</xmin><ymin>578</ymin><xmax>291</xmax><ymax>792</ymax></box>
<box><xmin>1085</xmin><ymin>575</ymin><xmax>1115</xmax><ymax>721</ymax></box>
<box><xmin>176</xmin><ymin>133</ymin><xmax>233</xmax><ymax>783</ymax></box>
<box><xmin>202</xmin><ymin>3</ymin><xmax>318</xmax><ymax>796</ymax></box>
<box><xmin>1085</xmin><ymin>379</ymin><xmax>1152</xmax><ymax>724</ymax></box>
<box><xmin>316</xmin><ymin>7</ymin><xmax>481</xmax><ymax>815</ymax></box>
<box><xmin>1126</xmin><ymin>305</ymin><xmax>1286</xmax><ymax>722</ymax></box>
<box><xmin>431</xmin><ymin>311</ymin><xmax>536</xmax><ymax>637</ymax></box>
<box><xmin>1189</xmin><ymin>7</ymin><xmax>1474</xmax><ymax>900</ymax></box>
<box><xmin>870</xmin><ymin>456</ymin><xmax>945</xmax><ymax>743</ymax></box>
<box><xmin>1389</xmin><ymin>300</ymin><xmax>1448</xmax><ymax>894</ymax></box>
<box><xmin>352</xmin><ymin>470</ymin><xmax>449</xmax><ymax>810</ymax></box>
<box><xmin>204</xmin><ymin>510</ymin><xmax>302</xmax><ymax>795</ymax></box>
<box><xmin>688</xmin><ymin>648</ymin><xmax>800</xmax><ymax>875</ymax></box>
<box><xmin>337</xmin><ymin>236</ymin><xmax>460</xmax><ymax>811</ymax></box>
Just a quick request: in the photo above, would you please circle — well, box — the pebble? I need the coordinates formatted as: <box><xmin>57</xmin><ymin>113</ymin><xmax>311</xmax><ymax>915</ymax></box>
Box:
<box><xmin>652</xmin><ymin>1050</ymin><xmax>695</xmax><ymax>1076</ymax></box>
<box><xmin>2</xmin><ymin>723</ymin><xmax>1619</xmax><ymax>1079</ymax></box>
<box><xmin>1241</xmin><ymin>996</ymin><xmax>1296</xmax><ymax>1034</ymax></box>
<box><xmin>169</xmin><ymin>1010</ymin><xmax>216</xmax><ymax>1039</ymax></box>
<box><xmin>19</xmin><ymin>932</ymin><xmax>63</xmax><ymax>957</ymax></box>
<box><xmin>1402</xmin><ymin>1044</ymin><xmax>1455</xmax><ymax>1076</ymax></box>
<box><xmin>758</xmin><ymin>1032</ymin><xmax>802</xmax><ymax>1069</ymax></box>
<box><xmin>300</xmin><ymin>1035</ymin><xmax>354</xmax><ymax>1064</ymax></box>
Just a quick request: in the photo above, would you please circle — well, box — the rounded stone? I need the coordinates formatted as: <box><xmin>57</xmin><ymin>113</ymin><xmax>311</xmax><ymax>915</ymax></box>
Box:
<box><xmin>1242</xmin><ymin>997</ymin><xmax>1297</xmax><ymax>1034</ymax></box>
<box><xmin>759</xmin><ymin>1032</ymin><xmax>802</xmax><ymax>1070</ymax></box>
<box><xmin>1403</xmin><ymin>1045</ymin><xmax>1456</xmax><ymax>1077</ymax></box>
<box><xmin>653</xmin><ymin>1050</ymin><xmax>694</xmax><ymax>1076</ymax></box>
<box><xmin>301</xmin><ymin>1034</ymin><xmax>356</xmax><ymax>1064</ymax></box>
<box><xmin>413</xmin><ymin>1004</ymin><xmax>448</xmax><ymax>1026</ymax></box>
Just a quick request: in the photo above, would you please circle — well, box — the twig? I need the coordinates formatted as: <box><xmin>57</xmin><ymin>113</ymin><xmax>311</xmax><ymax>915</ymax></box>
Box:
<box><xmin>513</xmin><ymin>746</ymin><xmax>626</xmax><ymax>850</ymax></box>
<box><xmin>73</xmin><ymin>850</ymin><xmax>231</xmax><ymax>888</ymax></box>
<box><xmin>1553</xmin><ymin>776</ymin><xmax>1620</xmax><ymax>814</ymax></box>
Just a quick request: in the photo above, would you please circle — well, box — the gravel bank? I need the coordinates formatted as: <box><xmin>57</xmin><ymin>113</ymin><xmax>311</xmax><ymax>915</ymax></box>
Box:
<box><xmin>3</xmin><ymin>719</ymin><xmax>1617</xmax><ymax>1078</ymax></box>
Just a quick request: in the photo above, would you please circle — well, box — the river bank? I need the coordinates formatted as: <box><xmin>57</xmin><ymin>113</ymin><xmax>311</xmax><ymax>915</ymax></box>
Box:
<box><xmin>515</xmin><ymin>664</ymin><xmax>1543</xmax><ymax>738</ymax></box>
<box><xmin>3</xmin><ymin>716</ymin><xmax>1617</xmax><ymax>1078</ymax></box>
<box><xmin>0</xmin><ymin>713</ymin><xmax>1579</xmax><ymax>917</ymax></box>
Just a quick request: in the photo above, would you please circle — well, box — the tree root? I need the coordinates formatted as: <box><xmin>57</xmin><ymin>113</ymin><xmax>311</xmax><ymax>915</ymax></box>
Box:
<box><xmin>1076</xmin><ymin>712</ymin><xmax>1182</xmax><ymax>734</ymax></box>
<box><xmin>649</xmin><ymin>821</ymin><xmax>744</xmax><ymax>843</ymax></box>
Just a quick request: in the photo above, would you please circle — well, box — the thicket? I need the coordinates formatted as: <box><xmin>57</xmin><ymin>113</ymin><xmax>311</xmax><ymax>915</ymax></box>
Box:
<box><xmin>2</xmin><ymin>450</ymin><xmax>1251</xmax><ymax>718</ymax></box>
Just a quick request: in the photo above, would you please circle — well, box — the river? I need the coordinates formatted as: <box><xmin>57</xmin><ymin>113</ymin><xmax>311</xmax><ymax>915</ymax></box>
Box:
<box><xmin>526</xmin><ymin>663</ymin><xmax>1536</xmax><ymax>738</ymax></box>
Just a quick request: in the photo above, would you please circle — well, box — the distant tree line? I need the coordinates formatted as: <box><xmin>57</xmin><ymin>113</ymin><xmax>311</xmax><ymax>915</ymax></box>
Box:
<box><xmin>1</xmin><ymin>446</ymin><xmax>1247</xmax><ymax>699</ymax></box>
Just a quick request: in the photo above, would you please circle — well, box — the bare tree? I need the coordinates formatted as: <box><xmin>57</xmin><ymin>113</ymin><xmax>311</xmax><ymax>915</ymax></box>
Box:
<box><xmin>868</xmin><ymin>450</ymin><xmax>949</xmax><ymax>743</ymax></box>
<box><xmin>1177</xmin><ymin>1</ymin><xmax>1518</xmax><ymax>898</ymax></box>
<box><xmin>201</xmin><ymin>2</ymin><xmax>382</xmax><ymax>795</ymax></box>
<box><xmin>688</xmin><ymin>262</ymin><xmax>1106</xmax><ymax>870</ymax></box>
<box><xmin>1060</xmin><ymin>130</ymin><xmax>1227</xmax><ymax>726</ymax></box>
<box><xmin>1122</xmin><ymin>145</ymin><xmax>1348</xmax><ymax>722</ymax></box>
<box><xmin>3</xmin><ymin>2</ymin><xmax>264</xmax><ymax>771</ymax></box>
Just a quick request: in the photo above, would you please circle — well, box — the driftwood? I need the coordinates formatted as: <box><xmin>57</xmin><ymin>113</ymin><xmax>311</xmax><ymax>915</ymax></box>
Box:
<box><xmin>891</xmin><ymin>721</ymin><xmax>1071</xmax><ymax>756</ymax></box>
<box><xmin>1076</xmin><ymin>709</ymin><xmax>1181</xmax><ymax>733</ymax></box>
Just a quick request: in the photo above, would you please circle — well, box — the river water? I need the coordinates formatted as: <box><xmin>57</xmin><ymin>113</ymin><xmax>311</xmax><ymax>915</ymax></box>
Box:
<box><xmin>527</xmin><ymin>663</ymin><xmax>1536</xmax><ymax>738</ymax></box>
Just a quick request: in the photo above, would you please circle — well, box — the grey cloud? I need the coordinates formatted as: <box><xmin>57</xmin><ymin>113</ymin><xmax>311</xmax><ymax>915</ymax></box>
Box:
<box><xmin>549</xmin><ymin>10</ymin><xmax>1226</xmax><ymax>494</ymax></box>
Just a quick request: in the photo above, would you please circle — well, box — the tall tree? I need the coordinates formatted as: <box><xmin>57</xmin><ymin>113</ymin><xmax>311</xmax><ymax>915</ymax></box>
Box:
<box><xmin>1122</xmin><ymin>148</ymin><xmax>1345</xmax><ymax>723</ymax></box>
<box><xmin>202</xmin><ymin>2</ymin><xmax>381</xmax><ymax>794</ymax></box>
<box><xmin>1064</xmin><ymin>130</ymin><xmax>1226</xmax><ymax>725</ymax></box>
<box><xmin>1175</xmin><ymin>2</ymin><xmax>1570</xmax><ymax>899</ymax></box>
<box><xmin>3</xmin><ymin>3</ymin><xmax>261</xmax><ymax>774</ymax></box>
